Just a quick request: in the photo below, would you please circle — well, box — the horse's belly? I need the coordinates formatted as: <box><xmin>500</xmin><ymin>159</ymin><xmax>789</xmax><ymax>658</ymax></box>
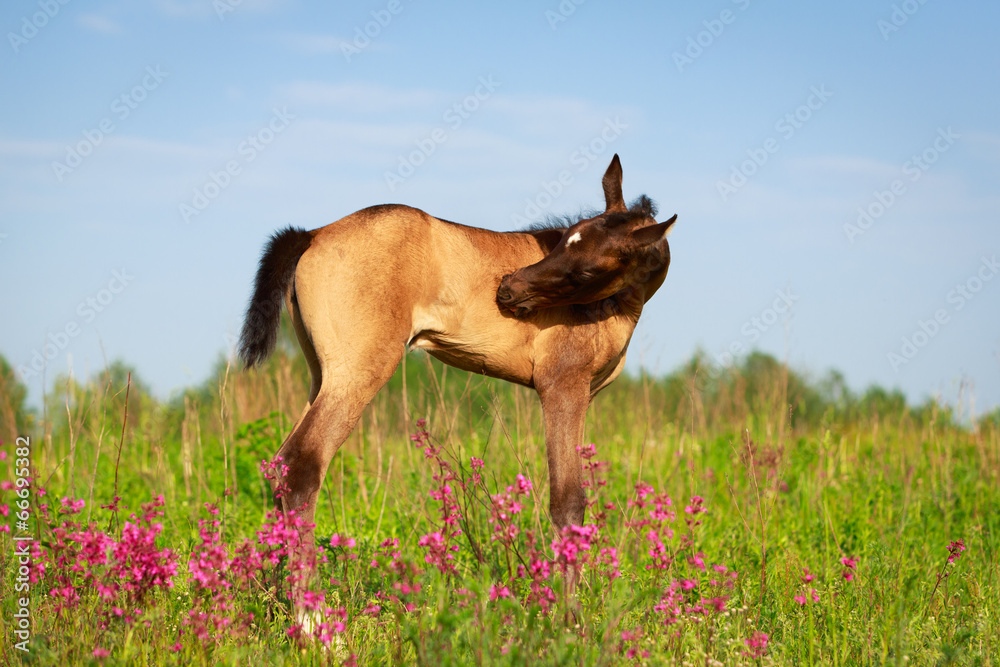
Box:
<box><xmin>408</xmin><ymin>331</ymin><xmax>533</xmax><ymax>387</ymax></box>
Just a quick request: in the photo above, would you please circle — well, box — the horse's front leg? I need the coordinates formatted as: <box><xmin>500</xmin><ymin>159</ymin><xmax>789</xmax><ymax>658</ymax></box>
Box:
<box><xmin>537</xmin><ymin>381</ymin><xmax>590</xmax><ymax>605</ymax></box>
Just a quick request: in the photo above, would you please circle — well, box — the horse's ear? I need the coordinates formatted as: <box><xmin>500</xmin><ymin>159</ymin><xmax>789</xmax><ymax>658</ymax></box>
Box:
<box><xmin>630</xmin><ymin>214</ymin><xmax>677</xmax><ymax>247</ymax></box>
<box><xmin>602</xmin><ymin>154</ymin><xmax>626</xmax><ymax>212</ymax></box>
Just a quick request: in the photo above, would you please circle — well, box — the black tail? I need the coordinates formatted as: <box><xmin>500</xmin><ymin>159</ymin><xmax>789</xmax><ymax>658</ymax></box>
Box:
<box><xmin>238</xmin><ymin>226</ymin><xmax>313</xmax><ymax>369</ymax></box>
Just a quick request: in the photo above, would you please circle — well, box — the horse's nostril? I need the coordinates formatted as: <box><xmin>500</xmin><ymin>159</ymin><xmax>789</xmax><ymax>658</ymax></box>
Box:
<box><xmin>497</xmin><ymin>286</ymin><xmax>512</xmax><ymax>303</ymax></box>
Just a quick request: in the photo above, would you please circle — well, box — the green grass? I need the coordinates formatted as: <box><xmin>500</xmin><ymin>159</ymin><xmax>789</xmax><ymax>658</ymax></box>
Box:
<box><xmin>1</xmin><ymin>336</ymin><xmax>998</xmax><ymax>665</ymax></box>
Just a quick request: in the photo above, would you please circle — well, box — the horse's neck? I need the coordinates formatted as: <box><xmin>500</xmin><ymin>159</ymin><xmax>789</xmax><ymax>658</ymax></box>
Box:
<box><xmin>578</xmin><ymin>286</ymin><xmax>645</xmax><ymax>327</ymax></box>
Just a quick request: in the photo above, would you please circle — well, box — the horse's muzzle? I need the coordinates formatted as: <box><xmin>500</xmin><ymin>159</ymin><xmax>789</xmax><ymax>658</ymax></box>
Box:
<box><xmin>497</xmin><ymin>274</ymin><xmax>534</xmax><ymax>317</ymax></box>
<box><xmin>496</xmin><ymin>282</ymin><xmax>514</xmax><ymax>305</ymax></box>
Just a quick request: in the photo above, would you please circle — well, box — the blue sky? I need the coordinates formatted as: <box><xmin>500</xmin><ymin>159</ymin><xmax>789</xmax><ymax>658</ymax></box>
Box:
<box><xmin>1</xmin><ymin>0</ymin><xmax>998</xmax><ymax>415</ymax></box>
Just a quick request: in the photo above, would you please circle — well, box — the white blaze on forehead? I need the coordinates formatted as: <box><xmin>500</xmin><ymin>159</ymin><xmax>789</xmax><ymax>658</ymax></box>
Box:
<box><xmin>565</xmin><ymin>231</ymin><xmax>583</xmax><ymax>247</ymax></box>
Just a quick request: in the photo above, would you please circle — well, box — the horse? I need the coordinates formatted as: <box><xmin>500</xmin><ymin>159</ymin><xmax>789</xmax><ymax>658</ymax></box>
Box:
<box><xmin>238</xmin><ymin>154</ymin><xmax>676</xmax><ymax>617</ymax></box>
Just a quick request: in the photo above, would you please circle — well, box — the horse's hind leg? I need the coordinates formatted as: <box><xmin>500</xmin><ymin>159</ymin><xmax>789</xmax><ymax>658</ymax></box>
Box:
<box><xmin>265</xmin><ymin>291</ymin><xmax>323</xmax><ymax>512</ymax></box>
<box><xmin>275</xmin><ymin>332</ymin><xmax>406</xmax><ymax>623</ymax></box>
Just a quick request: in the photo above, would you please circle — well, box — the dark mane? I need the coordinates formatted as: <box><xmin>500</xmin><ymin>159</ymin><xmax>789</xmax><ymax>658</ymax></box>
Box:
<box><xmin>604</xmin><ymin>195</ymin><xmax>658</xmax><ymax>228</ymax></box>
<box><xmin>629</xmin><ymin>195</ymin><xmax>658</xmax><ymax>218</ymax></box>
<box><xmin>519</xmin><ymin>196</ymin><xmax>657</xmax><ymax>233</ymax></box>
<box><xmin>524</xmin><ymin>209</ymin><xmax>599</xmax><ymax>232</ymax></box>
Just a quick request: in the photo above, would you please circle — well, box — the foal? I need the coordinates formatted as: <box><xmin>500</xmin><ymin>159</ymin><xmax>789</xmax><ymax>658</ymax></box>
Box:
<box><xmin>239</xmin><ymin>154</ymin><xmax>676</xmax><ymax>609</ymax></box>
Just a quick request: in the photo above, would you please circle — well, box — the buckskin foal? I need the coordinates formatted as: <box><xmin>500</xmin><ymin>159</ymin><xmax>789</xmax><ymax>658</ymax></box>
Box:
<box><xmin>239</xmin><ymin>154</ymin><xmax>676</xmax><ymax>612</ymax></box>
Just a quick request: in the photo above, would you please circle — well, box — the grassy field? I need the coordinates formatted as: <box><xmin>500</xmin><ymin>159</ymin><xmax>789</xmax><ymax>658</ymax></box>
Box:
<box><xmin>1</xmin><ymin>323</ymin><xmax>998</xmax><ymax>666</ymax></box>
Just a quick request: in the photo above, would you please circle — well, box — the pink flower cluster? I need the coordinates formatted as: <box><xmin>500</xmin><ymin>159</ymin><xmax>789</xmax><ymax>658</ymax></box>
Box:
<box><xmin>183</xmin><ymin>506</ymin><xmax>250</xmax><ymax>644</ymax></box>
<box><xmin>618</xmin><ymin>627</ymin><xmax>650</xmax><ymax>662</ymax></box>
<box><xmin>259</xmin><ymin>455</ymin><xmax>290</xmax><ymax>498</ymax></box>
<box><xmin>743</xmin><ymin>631</ymin><xmax>769</xmax><ymax>659</ymax></box>
<box><xmin>841</xmin><ymin>556</ymin><xmax>858</xmax><ymax>582</ymax></box>
<box><xmin>489</xmin><ymin>473</ymin><xmax>532</xmax><ymax>545</ymax></box>
<box><xmin>60</xmin><ymin>496</ymin><xmax>86</xmax><ymax>514</ymax></box>
<box><xmin>43</xmin><ymin>496</ymin><xmax>177</xmax><ymax>626</ymax></box>
<box><xmin>0</xmin><ymin>433</ymin><xmax>777</xmax><ymax>661</ymax></box>
<box><xmin>550</xmin><ymin>524</ymin><xmax>598</xmax><ymax>570</ymax></box>
<box><xmin>411</xmin><ymin>419</ymin><xmax>464</xmax><ymax>574</ymax></box>
<box><xmin>577</xmin><ymin>443</ymin><xmax>609</xmax><ymax>492</ymax></box>
<box><xmin>629</xmin><ymin>482</ymin><xmax>679</xmax><ymax>570</ymax></box>
<box><xmin>947</xmin><ymin>539</ymin><xmax>965</xmax><ymax>564</ymax></box>
<box><xmin>794</xmin><ymin>567</ymin><xmax>820</xmax><ymax>606</ymax></box>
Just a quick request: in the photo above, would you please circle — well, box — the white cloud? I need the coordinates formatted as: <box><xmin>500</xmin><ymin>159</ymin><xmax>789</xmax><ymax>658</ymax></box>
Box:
<box><xmin>965</xmin><ymin>132</ymin><xmax>1000</xmax><ymax>161</ymax></box>
<box><xmin>786</xmin><ymin>154</ymin><xmax>901</xmax><ymax>180</ymax></box>
<box><xmin>77</xmin><ymin>14</ymin><xmax>123</xmax><ymax>34</ymax></box>
<box><xmin>0</xmin><ymin>139</ymin><xmax>63</xmax><ymax>158</ymax></box>
<box><xmin>277</xmin><ymin>81</ymin><xmax>445</xmax><ymax>113</ymax></box>
<box><xmin>274</xmin><ymin>32</ymin><xmax>356</xmax><ymax>56</ymax></box>
<box><xmin>275</xmin><ymin>80</ymin><xmax>638</xmax><ymax>135</ymax></box>
<box><xmin>155</xmin><ymin>0</ymin><xmax>287</xmax><ymax>20</ymax></box>
<box><xmin>154</xmin><ymin>0</ymin><xmax>213</xmax><ymax>19</ymax></box>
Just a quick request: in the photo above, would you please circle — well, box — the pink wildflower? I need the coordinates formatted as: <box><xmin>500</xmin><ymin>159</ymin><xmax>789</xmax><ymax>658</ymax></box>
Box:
<box><xmin>60</xmin><ymin>496</ymin><xmax>85</xmax><ymax>514</ymax></box>
<box><xmin>744</xmin><ymin>631</ymin><xmax>769</xmax><ymax>658</ymax></box>
<box><xmin>684</xmin><ymin>495</ymin><xmax>706</xmax><ymax>515</ymax></box>
<box><xmin>551</xmin><ymin>524</ymin><xmax>598</xmax><ymax>569</ymax></box>
<box><xmin>841</xmin><ymin>556</ymin><xmax>858</xmax><ymax>581</ymax></box>
<box><xmin>489</xmin><ymin>584</ymin><xmax>512</xmax><ymax>600</ymax></box>
<box><xmin>514</xmin><ymin>473</ymin><xmax>532</xmax><ymax>495</ymax></box>
<box><xmin>329</xmin><ymin>533</ymin><xmax>356</xmax><ymax>549</ymax></box>
<box><xmin>703</xmin><ymin>595</ymin><xmax>728</xmax><ymax>613</ymax></box>
<box><xmin>418</xmin><ymin>530</ymin><xmax>459</xmax><ymax>574</ymax></box>
<box><xmin>259</xmin><ymin>456</ymin><xmax>290</xmax><ymax>497</ymax></box>
<box><xmin>629</xmin><ymin>481</ymin><xmax>654</xmax><ymax>508</ymax></box>
<box><xmin>597</xmin><ymin>547</ymin><xmax>621</xmax><ymax>580</ymax></box>
<box><xmin>654</xmin><ymin>581</ymin><xmax>684</xmax><ymax>626</ymax></box>
<box><xmin>947</xmin><ymin>539</ymin><xmax>965</xmax><ymax>564</ymax></box>
<box><xmin>619</xmin><ymin>627</ymin><xmax>649</xmax><ymax>661</ymax></box>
